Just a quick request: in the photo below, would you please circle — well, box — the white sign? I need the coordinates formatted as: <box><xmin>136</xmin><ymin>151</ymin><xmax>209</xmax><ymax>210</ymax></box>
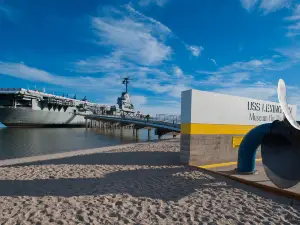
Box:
<box><xmin>181</xmin><ymin>89</ymin><xmax>297</xmax><ymax>125</ymax></box>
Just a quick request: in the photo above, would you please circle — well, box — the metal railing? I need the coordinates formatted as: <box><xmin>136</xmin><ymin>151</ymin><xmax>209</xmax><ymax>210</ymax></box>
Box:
<box><xmin>154</xmin><ymin>114</ymin><xmax>181</xmax><ymax>124</ymax></box>
<box><xmin>86</xmin><ymin>113</ymin><xmax>181</xmax><ymax>129</ymax></box>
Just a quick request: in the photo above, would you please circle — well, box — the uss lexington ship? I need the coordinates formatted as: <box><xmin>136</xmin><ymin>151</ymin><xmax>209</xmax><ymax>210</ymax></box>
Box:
<box><xmin>0</xmin><ymin>88</ymin><xmax>117</xmax><ymax>127</ymax></box>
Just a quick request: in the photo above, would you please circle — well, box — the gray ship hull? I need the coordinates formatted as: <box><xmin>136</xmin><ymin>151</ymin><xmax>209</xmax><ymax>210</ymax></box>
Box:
<box><xmin>0</xmin><ymin>107</ymin><xmax>88</xmax><ymax>128</ymax></box>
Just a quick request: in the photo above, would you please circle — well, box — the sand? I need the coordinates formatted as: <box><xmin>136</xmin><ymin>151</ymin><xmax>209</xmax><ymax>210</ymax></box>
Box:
<box><xmin>0</xmin><ymin>139</ymin><xmax>300</xmax><ymax>224</ymax></box>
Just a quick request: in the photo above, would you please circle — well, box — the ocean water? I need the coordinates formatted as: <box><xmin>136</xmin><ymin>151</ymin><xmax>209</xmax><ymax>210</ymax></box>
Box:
<box><xmin>0</xmin><ymin>127</ymin><xmax>174</xmax><ymax>160</ymax></box>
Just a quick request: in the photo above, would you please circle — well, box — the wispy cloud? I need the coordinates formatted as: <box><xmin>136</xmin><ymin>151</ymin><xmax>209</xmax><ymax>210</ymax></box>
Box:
<box><xmin>196</xmin><ymin>54</ymin><xmax>300</xmax><ymax>118</ymax></box>
<box><xmin>240</xmin><ymin>0</ymin><xmax>259</xmax><ymax>11</ymax></box>
<box><xmin>284</xmin><ymin>4</ymin><xmax>300</xmax><ymax>37</ymax></box>
<box><xmin>186</xmin><ymin>45</ymin><xmax>203</xmax><ymax>57</ymax></box>
<box><xmin>275</xmin><ymin>46</ymin><xmax>300</xmax><ymax>61</ymax></box>
<box><xmin>138</xmin><ymin>0</ymin><xmax>170</xmax><ymax>7</ymax></box>
<box><xmin>198</xmin><ymin>71</ymin><xmax>250</xmax><ymax>88</ymax></box>
<box><xmin>125</xmin><ymin>4</ymin><xmax>202</xmax><ymax>58</ymax></box>
<box><xmin>74</xmin><ymin>4</ymin><xmax>199</xmax><ymax>101</ymax></box>
<box><xmin>197</xmin><ymin>57</ymin><xmax>292</xmax><ymax>88</ymax></box>
<box><xmin>0</xmin><ymin>61</ymin><xmax>121</xmax><ymax>91</ymax></box>
<box><xmin>131</xmin><ymin>95</ymin><xmax>180</xmax><ymax>116</ymax></box>
<box><xmin>214</xmin><ymin>81</ymin><xmax>277</xmax><ymax>100</ymax></box>
<box><xmin>259</xmin><ymin>0</ymin><xmax>291</xmax><ymax>14</ymax></box>
<box><xmin>199</xmin><ymin>58</ymin><xmax>275</xmax><ymax>75</ymax></box>
<box><xmin>88</xmin><ymin>4</ymin><xmax>203</xmax><ymax>69</ymax></box>
<box><xmin>92</xmin><ymin>16</ymin><xmax>171</xmax><ymax>66</ymax></box>
<box><xmin>209</xmin><ymin>58</ymin><xmax>217</xmax><ymax>66</ymax></box>
<box><xmin>173</xmin><ymin>65</ymin><xmax>183</xmax><ymax>77</ymax></box>
<box><xmin>125</xmin><ymin>4</ymin><xmax>172</xmax><ymax>35</ymax></box>
<box><xmin>240</xmin><ymin>0</ymin><xmax>291</xmax><ymax>14</ymax></box>
<box><xmin>74</xmin><ymin>51</ymin><xmax>134</xmax><ymax>74</ymax></box>
<box><xmin>138</xmin><ymin>100</ymin><xmax>180</xmax><ymax>115</ymax></box>
<box><xmin>0</xmin><ymin>3</ymin><xmax>18</xmax><ymax>23</ymax></box>
<box><xmin>286</xmin><ymin>22</ymin><xmax>300</xmax><ymax>37</ymax></box>
<box><xmin>131</xmin><ymin>95</ymin><xmax>148</xmax><ymax>106</ymax></box>
<box><xmin>285</xmin><ymin>4</ymin><xmax>300</xmax><ymax>21</ymax></box>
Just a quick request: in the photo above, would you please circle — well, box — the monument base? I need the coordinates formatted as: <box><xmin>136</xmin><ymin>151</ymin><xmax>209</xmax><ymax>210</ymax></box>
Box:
<box><xmin>180</xmin><ymin>134</ymin><xmax>261</xmax><ymax>166</ymax></box>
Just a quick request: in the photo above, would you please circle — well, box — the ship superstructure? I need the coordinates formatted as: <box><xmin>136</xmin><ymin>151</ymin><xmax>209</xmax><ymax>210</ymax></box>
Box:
<box><xmin>0</xmin><ymin>88</ymin><xmax>115</xmax><ymax>127</ymax></box>
<box><xmin>117</xmin><ymin>77</ymin><xmax>135</xmax><ymax>116</ymax></box>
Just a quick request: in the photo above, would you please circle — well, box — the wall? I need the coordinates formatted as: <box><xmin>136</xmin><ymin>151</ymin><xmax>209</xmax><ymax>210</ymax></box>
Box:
<box><xmin>180</xmin><ymin>89</ymin><xmax>297</xmax><ymax>166</ymax></box>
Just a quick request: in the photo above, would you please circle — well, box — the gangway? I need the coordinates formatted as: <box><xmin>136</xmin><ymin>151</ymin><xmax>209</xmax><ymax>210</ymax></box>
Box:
<box><xmin>82</xmin><ymin>114</ymin><xmax>180</xmax><ymax>138</ymax></box>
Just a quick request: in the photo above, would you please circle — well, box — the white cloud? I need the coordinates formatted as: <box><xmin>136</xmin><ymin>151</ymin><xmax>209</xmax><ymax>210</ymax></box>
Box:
<box><xmin>240</xmin><ymin>0</ymin><xmax>259</xmax><ymax>11</ymax></box>
<box><xmin>173</xmin><ymin>66</ymin><xmax>183</xmax><ymax>77</ymax></box>
<box><xmin>133</xmin><ymin>80</ymin><xmax>190</xmax><ymax>98</ymax></box>
<box><xmin>129</xmin><ymin>95</ymin><xmax>180</xmax><ymax>117</ymax></box>
<box><xmin>131</xmin><ymin>95</ymin><xmax>148</xmax><ymax>106</ymax></box>
<box><xmin>197</xmin><ymin>56</ymin><xmax>293</xmax><ymax>90</ymax></box>
<box><xmin>73</xmin><ymin>4</ymin><xmax>197</xmax><ymax>103</ymax></box>
<box><xmin>275</xmin><ymin>46</ymin><xmax>300</xmax><ymax>61</ymax></box>
<box><xmin>187</xmin><ymin>45</ymin><xmax>203</xmax><ymax>57</ymax></box>
<box><xmin>240</xmin><ymin>0</ymin><xmax>291</xmax><ymax>14</ymax></box>
<box><xmin>219</xmin><ymin>59</ymin><xmax>274</xmax><ymax>73</ymax></box>
<box><xmin>74</xmin><ymin>51</ymin><xmax>133</xmax><ymax>74</ymax></box>
<box><xmin>198</xmin><ymin>59</ymin><xmax>277</xmax><ymax>77</ymax></box>
<box><xmin>272</xmin><ymin>54</ymin><xmax>281</xmax><ymax>58</ymax></box>
<box><xmin>138</xmin><ymin>99</ymin><xmax>181</xmax><ymax>116</ymax></box>
<box><xmin>73</xmin><ymin>3</ymin><xmax>204</xmax><ymax>91</ymax></box>
<box><xmin>0</xmin><ymin>61</ymin><xmax>121</xmax><ymax>91</ymax></box>
<box><xmin>214</xmin><ymin>81</ymin><xmax>276</xmax><ymax>100</ymax></box>
<box><xmin>259</xmin><ymin>0</ymin><xmax>291</xmax><ymax>14</ymax></box>
<box><xmin>125</xmin><ymin>4</ymin><xmax>202</xmax><ymax>57</ymax></box>
<box><xmin>90</xmin><ymin>4</ymin><xmax>202</xmax><ymax>67</ymax></box>
<box><xmin>92</xmin><ymin>16</ymin><xmax>171</xmax><ymax>66</ymax></box>
<box><xmin>0</xmin><ymin>61</ymin><xmax>55</xmax><ymax>83</ymax></box>
<box><xmin>286</xmin><ymin>21</ymin><xmax>300</xmax><ymax>37</ymax></box>
<box><xmin>74</xmin><ymin>53</ymin><xmax>192</xmax><ymax>98</ymax></box>
<box><xmin>198</xmin><ymin>72</ymin><xmax>250</xmax><ymax>88</ymax></box>
<box><xmin>138</xmin><ymin>0</ymin><xmax>170</xmax><ymax>7</ymax></box>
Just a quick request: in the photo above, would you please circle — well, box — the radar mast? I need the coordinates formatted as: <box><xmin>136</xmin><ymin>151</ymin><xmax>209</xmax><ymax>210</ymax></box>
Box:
<box><xmin>122</xmin><ymin>77</ymin><xmax>130</xmax><ymax>93</ymax></box>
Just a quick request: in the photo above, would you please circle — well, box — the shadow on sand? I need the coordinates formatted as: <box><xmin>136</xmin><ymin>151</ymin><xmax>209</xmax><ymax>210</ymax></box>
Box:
<box><xmin>0</xmin><ymin>167</ymin><xmax>223</xmax><ymax>201</ymax></box>
<box><xmin>0</xmin><ymin>150</ymin><xmax>297</xmax><ymax>206</ymax></box>
<box><xmin>9</xmin><ymin>151</ymin><xmax>181</xmax><ymax>167</ymax></box>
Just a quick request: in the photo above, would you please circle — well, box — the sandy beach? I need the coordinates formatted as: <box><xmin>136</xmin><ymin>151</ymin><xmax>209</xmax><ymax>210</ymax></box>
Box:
<box><xmin>0</xmin><ymin>139</ymin><xmax>300</xmax><ymax>224</ymax></box>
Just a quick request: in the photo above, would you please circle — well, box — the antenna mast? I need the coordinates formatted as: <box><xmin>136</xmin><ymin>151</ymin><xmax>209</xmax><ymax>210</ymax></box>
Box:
<box><xmin>122</xmin><ymin>77</ymin><xmax>130</xmax><ymax>93</ymax></box>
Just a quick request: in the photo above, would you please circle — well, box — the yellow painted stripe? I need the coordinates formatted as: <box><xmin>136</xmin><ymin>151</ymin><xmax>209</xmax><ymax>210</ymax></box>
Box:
<box><xmin>181</xmin><ymin>123</ymin><xmax>256</xmax><ymax>135</ymax></box>
<box><xmin>191</xmin><ymin>158</ymin><xmax>262</xmax><ymax>169</ymax></box>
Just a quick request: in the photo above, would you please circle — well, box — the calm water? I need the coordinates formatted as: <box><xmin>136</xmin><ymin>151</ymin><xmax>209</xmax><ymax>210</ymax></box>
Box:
<box><xmin>0</xmin><ymin>127</ymin><xmax>172</xmax><ymax>160</ymax></box>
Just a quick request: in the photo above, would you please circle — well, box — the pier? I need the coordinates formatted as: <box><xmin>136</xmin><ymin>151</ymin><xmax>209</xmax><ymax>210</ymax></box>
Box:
<box><xmin>82</xmin><ymin>114</ymin><xmax>181</xmax><ymax>139</ymax></box>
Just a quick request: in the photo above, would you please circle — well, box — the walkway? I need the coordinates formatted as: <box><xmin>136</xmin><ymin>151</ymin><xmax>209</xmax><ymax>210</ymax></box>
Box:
<box><xmin>84</xmin><ymin>114</ymin><xmax>181</xmax><ymax>133</ymax></box>
<box><xmin>192</xmin><ymin>161</ymin><xmax>300</xmax><ymax>201</ymax></box>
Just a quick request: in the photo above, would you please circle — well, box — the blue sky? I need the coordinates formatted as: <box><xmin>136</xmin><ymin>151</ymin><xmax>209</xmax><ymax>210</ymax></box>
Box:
<box><xmin>1</xmin><ymin>0</ymin><xmax>300</xmax><ymax>117</ymax></box>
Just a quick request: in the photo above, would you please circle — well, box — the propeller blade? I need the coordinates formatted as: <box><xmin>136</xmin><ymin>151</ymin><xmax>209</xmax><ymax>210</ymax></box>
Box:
<box><xmin>261</xmin><ymin>133</ymin><xmax>300</xmax><ymax>189</ymax></box>
<box><xmin>278</xmin><ymin>79</ymin><xmax>300</xmax><ymax>130</ymax></box>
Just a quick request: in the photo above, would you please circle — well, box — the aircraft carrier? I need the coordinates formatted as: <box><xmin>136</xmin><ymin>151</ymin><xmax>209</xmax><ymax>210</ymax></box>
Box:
<box><xmin>0</xmin><ymin>88</ymin><xmax>117</xmax><ymax>127</ymax></box>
